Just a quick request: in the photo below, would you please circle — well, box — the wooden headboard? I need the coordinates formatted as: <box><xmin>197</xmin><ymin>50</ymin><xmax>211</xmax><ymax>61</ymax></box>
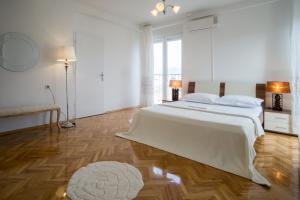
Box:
<box><xmin>188</xmin><ymin>82</ymin><xmax>266</xmax><ymax>124</ymax></box>
<box><xmin>256</xmin><ymin>83</ymin><xmax>266</xmax><ymax>103</ymax></box>
<box><xmin>188</xmin><ymin>82</ymin><xmax>266</xmax><ymax>101</ymax></box>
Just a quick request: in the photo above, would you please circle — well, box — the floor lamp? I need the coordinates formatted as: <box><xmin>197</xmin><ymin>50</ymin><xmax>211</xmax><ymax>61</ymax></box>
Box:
<box><xmin>57</xmin><ymin>46</ymin><xmax>76</xmax><ymax>128</ymax></box>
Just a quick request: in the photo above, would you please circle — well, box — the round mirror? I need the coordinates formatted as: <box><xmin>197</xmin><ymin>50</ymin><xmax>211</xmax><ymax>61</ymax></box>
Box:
<box><xmin>0</xmin><ymin>32</ymin><xmax>40</xmax><ymax>72</ymax></box>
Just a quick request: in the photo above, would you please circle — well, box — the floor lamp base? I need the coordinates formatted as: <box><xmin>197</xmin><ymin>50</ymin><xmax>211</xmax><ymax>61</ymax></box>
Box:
<box><xmin>61</xmin><ymin>121</ymin><xmax>75</xmax><ymax>129</ymax></box>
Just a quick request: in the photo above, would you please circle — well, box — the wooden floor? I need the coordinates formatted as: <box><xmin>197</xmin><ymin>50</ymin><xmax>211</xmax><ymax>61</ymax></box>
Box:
<box><xmin>0</xmin><ymin>109</ymin><xmax>299</xmax><ymax>200</ymax></box>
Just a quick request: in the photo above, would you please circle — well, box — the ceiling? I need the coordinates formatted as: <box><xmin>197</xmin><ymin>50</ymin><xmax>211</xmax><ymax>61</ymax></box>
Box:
<box><xmin>75</xmin><ymin>0</ymin><xmax>249</xmax><ymax>25</ymax></box>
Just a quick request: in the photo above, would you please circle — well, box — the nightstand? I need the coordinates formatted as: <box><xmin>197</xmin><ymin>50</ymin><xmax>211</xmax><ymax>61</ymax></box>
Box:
<box><xmin>264</xmin><ymin>109</ymin><xmax>292</xmax><ymax>135</ymax></box>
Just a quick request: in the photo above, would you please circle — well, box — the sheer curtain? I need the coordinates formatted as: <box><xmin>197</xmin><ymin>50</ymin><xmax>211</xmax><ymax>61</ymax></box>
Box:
<box><xmin>141</xmin><ymin>25</ymin><xmax>154</xmax><ymax>107</ymax></box>
<box><xmin>291</xmin><ymin>0</ymin><xmax>300</xmax><ymax>142</ymax></box>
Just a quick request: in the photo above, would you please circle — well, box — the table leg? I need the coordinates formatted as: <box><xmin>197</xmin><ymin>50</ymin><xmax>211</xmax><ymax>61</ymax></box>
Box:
<box><xmin>57</xmin><ymin>109</ymin><xmax>61</xmax><ymax>132</ymax></box>
<box><xmin>50</xmin><ymin>110</ymin><xmax>53</xmax><ymax>132</ymax></box>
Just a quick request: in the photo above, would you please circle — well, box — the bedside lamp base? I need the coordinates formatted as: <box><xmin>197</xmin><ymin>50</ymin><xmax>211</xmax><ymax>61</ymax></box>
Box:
<box><xmin>272</xmin><ymin>93</ymin><xmax>283</xmax><ymax>111</ymax></box>
<box><xmin>172</xmin><ymin>88</ymin><xmax>179</xmax><ymax>101</ymax></box>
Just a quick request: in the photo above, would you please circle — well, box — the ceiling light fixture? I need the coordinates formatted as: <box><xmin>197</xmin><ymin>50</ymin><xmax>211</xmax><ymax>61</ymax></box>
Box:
<box><xmin>151</xmin><ymin>0</ymin><xmax>180</xmax><ymax>16</ymax></box>
<box><xmin>151</xmin><ymin>9</ymin><xmax>159</xmax><ymax>16</ymax></box>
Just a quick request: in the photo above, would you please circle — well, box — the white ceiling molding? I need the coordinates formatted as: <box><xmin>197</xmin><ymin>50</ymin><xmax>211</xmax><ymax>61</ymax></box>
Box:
<box><xmin>187</xmin><ymin>0</ymin><xmax>282</xmax><ymax>19</ymax></box>
<box><xmin>74</xmin><ymin>0</ymin><xmax>250</xmax><ymax>25</ymax></box>
<box><xmin>74</xmin><ymin>0</ymin><xmax>283</xmax><ymax>31</ymax></box>
<box><xmin>74</xmin><ymin>1</ymin><xmax>141</xmax><ymax>32</ymax></box>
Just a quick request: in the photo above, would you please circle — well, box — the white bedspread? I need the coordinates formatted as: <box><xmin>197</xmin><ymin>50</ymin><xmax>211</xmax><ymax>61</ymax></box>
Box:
<box><xmin>116</xmin><ymin>101</ymin><xmax>271</xmax><ymax>186</ymax></box>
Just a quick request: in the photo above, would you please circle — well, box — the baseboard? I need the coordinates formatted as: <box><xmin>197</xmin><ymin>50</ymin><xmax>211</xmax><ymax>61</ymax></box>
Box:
<box><xmin>76</xmin><ymin>106</ymin><xmax>139</xmax><ymax>119</ymax></box>
<box><xmin>104</xmin><ymin>106</ymin><xmax>140</xmax><ymax>114</ymax></box>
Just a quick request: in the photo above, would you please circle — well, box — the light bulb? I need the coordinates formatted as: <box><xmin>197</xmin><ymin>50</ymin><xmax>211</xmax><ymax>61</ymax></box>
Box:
<box><xmin>172</xmin><ymin>5</ymin><xmax>180</xmax><ymax>14</ymax></box>
<box><xmin>151</xmin><ymin>9</ymin><xmax>159</xmax><ymax>16</ymax></box>
<box><xmin>156</xmin><ymin>2</ymin><xmax>165</xmax><ymax>12</ymax></box>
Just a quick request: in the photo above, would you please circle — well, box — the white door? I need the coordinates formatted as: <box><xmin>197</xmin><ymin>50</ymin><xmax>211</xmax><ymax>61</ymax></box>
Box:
<box><xmin>75</xmin><ymin>32</ymin><xmax>104</xmax><ymax>118</ymax></box>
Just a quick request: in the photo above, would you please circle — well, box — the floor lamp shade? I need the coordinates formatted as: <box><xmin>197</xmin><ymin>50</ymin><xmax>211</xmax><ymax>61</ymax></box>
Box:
<box><xmin>57</xmin><ymin>46</ymin><xmax>76</xmax><ymax>62</ymax></box>
<box><xmin>57</xmin><ymin>46</ymin><xmax>76</xmax><ymax>128</ymax></box>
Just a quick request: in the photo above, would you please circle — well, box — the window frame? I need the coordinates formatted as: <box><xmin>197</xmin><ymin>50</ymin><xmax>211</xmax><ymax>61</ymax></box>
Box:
<box><xmin>153</xmin><ymin>34</ymin><xmax>182</xmax><ymax>102</ymax></box>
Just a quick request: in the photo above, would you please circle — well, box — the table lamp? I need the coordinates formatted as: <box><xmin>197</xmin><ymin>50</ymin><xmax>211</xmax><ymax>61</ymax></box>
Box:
<box><xmin>169</xmin><ymin>80</ymin><xmax>182</xmax><ymax>101</ymax></box>
<box><xmin>266</xmin><ymin>81</ymin><xmax>290</xmax><ymax>111</ymax></box>
<box><xmin>57</xmin><ymin>46</ymin><xmax>76</xmax><ymax>128</ymax></box>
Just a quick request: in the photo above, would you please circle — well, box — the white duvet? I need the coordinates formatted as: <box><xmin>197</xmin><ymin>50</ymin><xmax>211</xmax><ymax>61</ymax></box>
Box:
<box><xmin>116</xmin><ymin>101</ymin><xmax>271</xmax><ymax>186</ymax></box>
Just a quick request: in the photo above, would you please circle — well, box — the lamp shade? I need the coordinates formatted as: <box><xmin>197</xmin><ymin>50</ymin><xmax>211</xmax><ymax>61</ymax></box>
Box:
<box><xmin>172</xmin><ymin>5</ymin><xmax>180</xmax><ymax>14</ymax></box>
<box><xmin>151</xmin><ymin>9</ymin><xmax>159</xmax><ymax>16</ymax></box>
<box><xmin>169</xmin><ymin>80</ymin><xmax>182</xmax><ymax>88</ymax></box>
<box><xmin>266</xmin><ymin>81</ymin><xmax>290</xmax><ymax>93</ymax></box>
<box><xmin>57</xmin><ymin>46</ymin><xmax>76</xmax><ymax>62</ymax></box>
<box><xmin>156</xmin><ymin>2</ymin><xmax>165</xmax><ymax>12</ymax></box>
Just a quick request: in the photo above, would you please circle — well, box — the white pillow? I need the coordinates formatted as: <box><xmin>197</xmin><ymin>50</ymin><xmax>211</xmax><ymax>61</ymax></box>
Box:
<box><xmin>216</xmin><ymin>95</ymin><xmax>263</xmax><ymax>108</ymax></box>
<box><xmin>181</xmin><ymin>93</ymin><xmax>219</xmax><ymax>104</ymax></box>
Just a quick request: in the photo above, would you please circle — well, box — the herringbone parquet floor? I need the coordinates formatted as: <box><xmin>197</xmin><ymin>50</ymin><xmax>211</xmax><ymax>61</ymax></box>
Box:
<box><xmin>0</xmin><ymin>109</ymin><xmax>299</xmax><ymax>200</ymax></box>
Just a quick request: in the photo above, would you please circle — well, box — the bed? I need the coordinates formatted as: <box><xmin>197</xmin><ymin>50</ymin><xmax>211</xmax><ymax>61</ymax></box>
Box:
<box><xmin>116</xmin><ymin>81</ymin><xmax>270</xmax><ymax>186</ymax></box>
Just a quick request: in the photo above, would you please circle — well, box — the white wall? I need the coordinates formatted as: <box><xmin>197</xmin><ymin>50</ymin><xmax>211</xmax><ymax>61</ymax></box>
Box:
<box><xmin>0</xmin><ymin>0</ymin><xmax>75</xmax><ymax>132</ymax></box>
<box><xmin>183</xmin><ymin>0</ymin><xmax>292</xmax><ymax>109</ymax></box>
<box><xmin>154</xmin><ymin>0</ymin><xmax>292</xmax><ymax>109</ymax></box>
<box><xmin>0</xmin><ymin>0</ymin><xmax>141</xmax><ymax>132</ymax></box>
<box><xmin>212</xmin><ymin>0</ymin><xmax>292</xmax><ymax>82</ymax></box>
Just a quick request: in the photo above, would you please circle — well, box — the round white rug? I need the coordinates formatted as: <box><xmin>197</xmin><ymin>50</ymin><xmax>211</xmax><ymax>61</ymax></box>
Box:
<box><xmin>67</xmin><ymin>161</ymin><xmax>144</xmax><ymax>200</ymax></box>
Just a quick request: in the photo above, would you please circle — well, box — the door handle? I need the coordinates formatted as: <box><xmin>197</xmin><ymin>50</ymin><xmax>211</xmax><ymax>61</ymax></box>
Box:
<box><xmin>100</xmin><ymin>72</ymin><xmax>104</xmax><ymax>81</ymax></box>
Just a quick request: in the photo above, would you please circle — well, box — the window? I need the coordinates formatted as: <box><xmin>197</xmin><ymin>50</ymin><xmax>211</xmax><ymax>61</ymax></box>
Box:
<box><xmin>167</xmin><ymin>40</ymin><xmax>182</xmax><ymax>100</ymax></box>
<box><xmin>153</xmin><ymin>38</ymin><xmax>182</xmax><ymax>104</ymax></box>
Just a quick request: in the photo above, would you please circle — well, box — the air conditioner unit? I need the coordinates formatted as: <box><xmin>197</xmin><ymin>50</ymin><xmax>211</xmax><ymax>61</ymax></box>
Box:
<box><xmin>186</xmin><ymin>16</ymin><xmax>217</xmax><ymax>31</ymax></box>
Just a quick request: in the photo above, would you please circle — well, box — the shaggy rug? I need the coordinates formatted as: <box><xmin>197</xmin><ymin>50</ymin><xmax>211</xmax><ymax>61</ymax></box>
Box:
<box><xmin>67</xmin><ymin>161</ymin><xmax>144</xmax><ymax>200</ymax></box>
